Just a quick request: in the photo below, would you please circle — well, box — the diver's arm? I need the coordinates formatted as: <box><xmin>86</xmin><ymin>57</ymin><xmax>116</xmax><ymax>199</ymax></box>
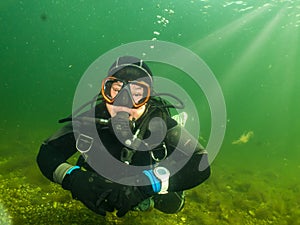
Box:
<box><xmin>163</xmin><ymin>124</ymin><xmax>210</xmax><ymax>192</ymax></box>
<box><xmin>36</xmin><ymin>124</ymin><xmax>77</xmax><ymax>182</ymax></box>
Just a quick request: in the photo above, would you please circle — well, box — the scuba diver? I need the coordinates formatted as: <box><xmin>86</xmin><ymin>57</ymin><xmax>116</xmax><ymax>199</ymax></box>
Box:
<box><xmin>36</xmin><ymin>56</ymin><xmax>210</xmax><ymax>217</ymax></box>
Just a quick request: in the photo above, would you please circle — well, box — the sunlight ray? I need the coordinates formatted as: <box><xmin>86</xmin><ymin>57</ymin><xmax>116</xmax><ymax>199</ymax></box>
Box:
<box><xmin>190</xmin><ymin>3</ymin><xmax>272</xmax><ymax>53</ymax></box>
<box><xmin>266</xmin><ymin>16</ymin><xmax>300</xmax><ymax>114</ymax></box>
<box><xmin>251</xmin><ymin>19</ymin><xmax>300</xmax><ymax>148</ymax></box>
<box><xmin>221</xmin><ymin>6</ymin><xmax>287</xmax><ymax>88</ymax></box>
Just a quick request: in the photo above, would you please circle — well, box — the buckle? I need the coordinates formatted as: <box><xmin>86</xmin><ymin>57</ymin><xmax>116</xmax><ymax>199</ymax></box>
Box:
<box><xmin>76</xmin><ymin>134</ymin><xmax>93</xmax><ymax>153</ymax></box>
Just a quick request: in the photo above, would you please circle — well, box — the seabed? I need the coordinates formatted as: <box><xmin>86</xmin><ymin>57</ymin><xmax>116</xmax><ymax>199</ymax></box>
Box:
<box><xmin>0</xmin><ymin>132</ymin><xmax>299</xmax><ymax>225</ymax></box>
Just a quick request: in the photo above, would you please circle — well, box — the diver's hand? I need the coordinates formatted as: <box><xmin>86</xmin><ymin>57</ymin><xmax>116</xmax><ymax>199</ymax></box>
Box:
<box><xmin>62</xmin><ymin>169</ymin><xmax>115</xmax><ymax>216</ymax></box>
<box><xmin>103</xmin><ymin>173</ymin><xmax>155</xmax><ymax>217</ymax></box>
<box><xmin>62</xmin><ymin>169</ymin><xmax>153</xmax><ymax>217</ymax></box>
<box><xmin>107</xmin><ymin>185</ymin><xmax>151</xmax><ymax>217</ymax></box>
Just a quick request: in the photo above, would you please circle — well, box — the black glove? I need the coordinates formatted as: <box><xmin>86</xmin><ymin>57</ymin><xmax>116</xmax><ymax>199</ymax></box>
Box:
<box><xmin>62</xmin><ymin>169</ymin><xmax>152</xmax><ymax>217</ymax></box>
<box><xmin>106</xmin><ymin>185</ymin><xmax>151</xmax><ymax>217</ymax></box>
<box><xmin>62</xmin><ymin>169</ymin><xmax>116</xmax><ymax>216</ymax></box>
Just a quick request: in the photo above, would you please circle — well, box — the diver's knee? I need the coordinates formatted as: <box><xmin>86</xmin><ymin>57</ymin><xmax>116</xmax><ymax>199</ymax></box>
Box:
<box><xmin>153</xmin><ymin>192</ymin><xmax>185</xmax><ymax>214</ymax></box>
<box><xmin>203</xmin><ymin>165</ymin><xmax>211</xmax><ymax>181</ymax></box>
<box><xmin>198</xmin><ymin>153</ymin><xmax>211</xmax><ymax>181</ymax></box>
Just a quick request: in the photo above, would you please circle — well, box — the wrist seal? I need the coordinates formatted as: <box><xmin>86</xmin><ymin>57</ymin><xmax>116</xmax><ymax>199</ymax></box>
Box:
<box><xmin>53</xmin><ymin>163</ymin><xmax>80</xmax><ymax>184</ymax></box>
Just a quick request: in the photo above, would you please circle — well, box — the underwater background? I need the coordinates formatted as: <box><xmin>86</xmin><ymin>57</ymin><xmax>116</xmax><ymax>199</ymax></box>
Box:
<box><xmin>1</xmin><ymin>0</ymin><xmax>300</xmax><ymax>224</ymax></box>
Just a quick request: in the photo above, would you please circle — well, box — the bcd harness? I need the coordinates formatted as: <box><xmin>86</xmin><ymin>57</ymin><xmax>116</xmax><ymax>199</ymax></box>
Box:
<box><xmin>60</xmin><ymin>95</ymin><xmax>183</xmax><ymax>166</ymax></box>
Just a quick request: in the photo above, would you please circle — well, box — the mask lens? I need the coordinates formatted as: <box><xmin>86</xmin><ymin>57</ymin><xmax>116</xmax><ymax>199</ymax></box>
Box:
<box><xmin>101</xmin><ymin>77</ymin><xmax>150</xmax><ymax>107</ymax></box>
<box><xmin>128</xmin><ymin>81</ymin><xmax>150</xmax><ymax>106</ymax></box>
<box><xmin>102</xmin><ymin>77</ymin><xmax>124</xmax><ymax>102</ymax></box>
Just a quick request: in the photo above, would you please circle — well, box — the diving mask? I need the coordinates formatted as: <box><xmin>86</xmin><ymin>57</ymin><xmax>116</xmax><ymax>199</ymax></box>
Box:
<box><xmin>101</xmin><ymin>76</ymin><xmax>151</xmax><ymax>108</ymax></box>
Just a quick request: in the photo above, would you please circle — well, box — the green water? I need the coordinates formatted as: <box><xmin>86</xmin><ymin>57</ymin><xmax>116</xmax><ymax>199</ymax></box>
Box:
<box><xmin>1</xmin><ymin>0</ymin><xmax>300</xmax><ymax>224</ymax></box>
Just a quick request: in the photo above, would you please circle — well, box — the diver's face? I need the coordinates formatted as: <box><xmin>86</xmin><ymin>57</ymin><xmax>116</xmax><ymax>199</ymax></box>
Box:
<box><xmin>107</xmin><ymin>81</ymin><xmax>146</xmax><ymax>120</ymax></box>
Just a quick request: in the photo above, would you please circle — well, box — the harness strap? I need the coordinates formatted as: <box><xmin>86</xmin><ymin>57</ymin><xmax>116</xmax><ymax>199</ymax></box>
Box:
<box><xmin>120</xmin><ymin>103</ymin><xmax>169</xmax><ymax>164</ymax></box>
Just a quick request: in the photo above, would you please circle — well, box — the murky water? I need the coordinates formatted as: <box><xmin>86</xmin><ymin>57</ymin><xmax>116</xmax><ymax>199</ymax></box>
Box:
<box><xmin>1</xmin><ymin>1</ymin><xmax>300</xmax><ymax>224</ymax></box>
